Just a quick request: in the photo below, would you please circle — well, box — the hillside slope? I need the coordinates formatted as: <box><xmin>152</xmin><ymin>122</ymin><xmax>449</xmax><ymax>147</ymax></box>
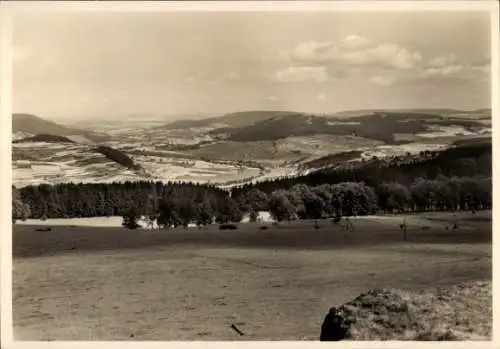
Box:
<box><xmin>13</xmin><ymin>134</ymin><xmax>76</xmax><ymax>144</ymax></box>
<box><xmin>12</xmin><ymin>114</ymin><xmax>111</xmax><ymax>142</ymax></box>
<box><xmin>216</xmin><ymin>112</ymin><xmax>487</xmax><ymax>143</ymax></box>
<box><xmin>161</xmin><ymin>110</ymin><xmax>305</xmax><ymax>130</ymax></box>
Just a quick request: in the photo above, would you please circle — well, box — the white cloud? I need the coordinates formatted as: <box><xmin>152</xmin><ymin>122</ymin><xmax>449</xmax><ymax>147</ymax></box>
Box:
<box><xmin>471</xmin><ymin>65</ymin><xmax>490</xmax><ymax>74</ymax></box>
<box><xmin>184</xmin><ymin>76</ymin><xmax>196</xmax><ymax>83</ymax></box>
<box><xmin>418</xmin><ymin>63</ymin><xmax>489</xmax><ymax>81</ymax></box>
<box><xmin>428</xmin><ymin>53</ymin><xmax>457</xmax><ymax>67</ymax></box>
<box><xmin>422</xmin><ymin>65</ymin><xmax>463</xmax><ymax>78</ymax></box>
<box><xmin>370</xmin><ymin>75</ymin><xmax>399</xmax><ymax>86</ymax></box>
<box><xmin>368</xmin><ymin>44</ymin><xmax>422</xmax><ymax>69</ymax></box>
<box><xmin>316</xmin><ymin>93</ymin><xmax>326</xmax><ymax>100</ymax></box>
<box><xmin>287</xmin><ymin>36</ymin><xmax>423</xmax><ymax>70</ymax></box>
<box><xmin>341</xmin><ymin>34</ymin><xmax>370</xmax><ymax>49</ymax></box>
<box><xmin>271</xmin><ymin>66</ymin><xmax>329</xmax><ymax>83</ymax></box>
<box><xmin>291</xmin><ymin>41</ymin><xmax>333</xmax><ymax>61</ymax></box>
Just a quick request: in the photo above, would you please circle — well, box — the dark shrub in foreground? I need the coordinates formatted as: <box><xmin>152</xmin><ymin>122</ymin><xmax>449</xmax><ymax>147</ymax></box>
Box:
<box><xmin>219</xmin><ymin>223</ymin><xmax>238</xmax><ymax>230</ymax></box>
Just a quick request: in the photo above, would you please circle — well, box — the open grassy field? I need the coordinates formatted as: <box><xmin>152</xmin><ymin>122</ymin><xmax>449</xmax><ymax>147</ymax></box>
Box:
<box><xmin>13</xmin><ymin>212</ymin><xmax>491</xmax><ymax>340</ymax></box>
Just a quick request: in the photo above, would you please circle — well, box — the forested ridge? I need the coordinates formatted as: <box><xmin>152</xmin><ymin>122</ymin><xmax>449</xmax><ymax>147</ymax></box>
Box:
<box><xmin>13</xmin><ymin>140</ymin><xmax>491</xmax><ymax>225</ymax></box>
<box><xmin>233</xmin><ymin>140</ymin><xmax>491</xmax><ymax>194</ymax></box>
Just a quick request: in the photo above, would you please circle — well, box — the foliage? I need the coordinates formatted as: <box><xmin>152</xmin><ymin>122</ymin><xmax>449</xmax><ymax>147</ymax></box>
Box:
<box><xmin>121</xmin><ymin>207</ymin><xmax>141</xmax><ymax>229</ymax></box>
<box><xmin>12</xmin><ymin>186</ymin><xmax>31</xmax><ymax>222</ymax></box>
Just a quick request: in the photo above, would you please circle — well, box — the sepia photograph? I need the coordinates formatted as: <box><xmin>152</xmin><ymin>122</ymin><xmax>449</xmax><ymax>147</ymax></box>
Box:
<box><xmin>3</xmin><ymin>1</ymin><xmax>497</xmax><ymax>345</ymax></box>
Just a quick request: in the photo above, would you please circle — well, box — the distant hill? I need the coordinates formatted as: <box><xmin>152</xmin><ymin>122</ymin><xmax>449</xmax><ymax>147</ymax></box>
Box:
<box><xmin>161</xmin><ymin>110</ymin><xmax>305</xmax><ymax>130</ymax></box>
<box><xmin>12</xmin><ymin>113</ymin><xmax>111</xmax><ymax>142</ymax></box>
<box><xmin>13</xmin><ymin>134</ymin><xmax>76</xmax><ymax>144</ymax></box>
<box><xmin>208</xmin><ymin>111</ymin><xmax>487</xmax><ymax>143</ymax></box>
<box><xmin>219</xmin><ymin>113</ymin><xmax>441</xmax><ymax>143</ymax></box>
<box><xmin>333</xmin><ymin>108</ymin><xmax>480</xmax><ymax>118</ymax></box>
<box><xmin>232</xmin><ymin>138</ymin><xmax>492</xmax><ymax>195</ymax></box>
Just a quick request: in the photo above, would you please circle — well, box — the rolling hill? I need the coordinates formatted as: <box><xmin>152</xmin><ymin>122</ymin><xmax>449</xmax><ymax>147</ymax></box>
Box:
<box><xmin>333</xmin><ymin>108</ymin><xmax>491</xmax><ymax>118</ymax></box>
<box><xmin>207</xmin><ymin>112</ymin><xmax>487</xmax><ymax>143</ymax></box>
<box><xmin>13</xmin><ymin>134</ymin><xmax>76</xmax><ymax>144</ymax></box>
<box><xmin>12</xmin><ymin>113</ymin><xmax>111</xmax><ymax>143</ymax></box>
<box><xmin>160</xmin><ymin>110</ymin><xmax>306</xmax><ymax>130</ymax></box>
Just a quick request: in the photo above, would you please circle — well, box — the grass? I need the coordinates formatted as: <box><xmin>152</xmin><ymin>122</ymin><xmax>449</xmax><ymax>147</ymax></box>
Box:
<box><xmin>339</xmin><ymin>280</ymin><xmax>491</xmax><ymax>340</ymax></box>
<box><xmin>13</xmin><ymin>212</ymin><xmax>491</xmax><ymax>340</ymax></box>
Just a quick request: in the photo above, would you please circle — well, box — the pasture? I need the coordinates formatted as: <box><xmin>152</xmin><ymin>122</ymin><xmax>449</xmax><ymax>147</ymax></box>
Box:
<box><xmin>13</xmin><ymin>212</ymin><xmax>491</xmax><ymax>340</ymax></box>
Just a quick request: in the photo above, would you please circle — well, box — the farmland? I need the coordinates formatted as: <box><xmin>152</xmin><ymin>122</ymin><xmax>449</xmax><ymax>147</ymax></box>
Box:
<box><xmin>13</xmin><ymin>211</ymin><xmax>491</xmax><ymax>340</ymax></box>
<box><xmin>11</xmin><ymin>110</ymin><xmax>492</xmax><ymax>189</ymax></box>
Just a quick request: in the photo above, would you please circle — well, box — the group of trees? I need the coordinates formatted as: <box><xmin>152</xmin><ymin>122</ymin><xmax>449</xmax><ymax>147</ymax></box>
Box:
<box><xmin>234</xmin><ymin>175</ymin><xmax>491</xmax><ymax>223</ymax></box>
<box><xmin>15</xmin><ymin>181</ymin><xmax>246</xmax><ymax>227</ymax></box>
<box><xmin>14</xmin><ymin>173</ymin><xmax>491</xmax><ymax>227</ymax></box>
<box><xmin>95</xmin><ymin>146</ymin><xmax>142</xmax><ymax>171</ymax></box>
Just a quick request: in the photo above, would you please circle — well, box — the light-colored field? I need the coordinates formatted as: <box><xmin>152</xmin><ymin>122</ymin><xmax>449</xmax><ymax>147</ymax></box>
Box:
<box><xmin>13</xmin><ymin>212</ymin><xmax>491</xmax><ymax>341</ymax></box>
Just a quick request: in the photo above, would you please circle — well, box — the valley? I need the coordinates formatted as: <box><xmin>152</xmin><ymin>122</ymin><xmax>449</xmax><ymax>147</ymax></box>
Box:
<box><xmin>12</xmin><ymin>109</ymin><xmax>492</xmax><ymax>189</ymax></box>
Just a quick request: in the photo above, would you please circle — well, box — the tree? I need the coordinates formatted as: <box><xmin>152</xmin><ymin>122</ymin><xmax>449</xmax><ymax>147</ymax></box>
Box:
<box><xmin>177</xmin><ymin>199</ymin><xmax>198</xmax><ymax>228</ymax></box>
<box><xmin>268</xmin><ymin>190</ymin><xmax>297</xmax><ymax>222</ymax></box>
<box><xmin>12</xmin><ymin>187</ymin><xmax>31</xmax><ymax>223</ymax></box>
<box><xmin>249</xmin><ymin>210</ymin><xmax>259</xmax><ymax>223</ymax></box>
<box><xmin>382</xmin><ymin>182</ymin><xmax>412</xmax><ymax>213</ymax></box>
<box><xmin>157</xmin><ymin>198</ymin><xmax>180</xmax><ymax>228</ymax></box>
<box><xmin>215</xmin><ymin>196</ymin><xmax>243</xmax><ymax>224</ymax></box>
<box><xmin>244</xmin><ymin>188</ymin><xmax>269</xmax><ymax>212</ymax></box>
<box><xmin>122</xmin><ymin>207</ymin><xmax>141</xmax><ymax>229</ymax></box>
<box><xmin>196</xmin><ymin>198</ymin><xmax>214</xmax><ymax>227</ymax></box>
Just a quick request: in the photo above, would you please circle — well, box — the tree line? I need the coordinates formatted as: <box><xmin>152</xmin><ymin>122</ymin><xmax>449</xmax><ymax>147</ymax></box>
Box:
<box><xmin>14</xmin><ymin>174</ymin><xmax>491</xmax><ymax>227</ymax></box>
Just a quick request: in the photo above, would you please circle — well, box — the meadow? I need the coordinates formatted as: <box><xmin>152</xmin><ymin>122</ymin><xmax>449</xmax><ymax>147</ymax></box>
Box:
<box><xmin>13</xmin><ymin>211</ymin><xmax>491</xmax><ymax>340</ymax></box>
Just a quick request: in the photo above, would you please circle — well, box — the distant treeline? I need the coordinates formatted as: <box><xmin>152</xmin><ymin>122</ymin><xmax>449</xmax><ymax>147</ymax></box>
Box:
<box><xmin>13</xmin><ymin>134</ymin><xmax>76</xmax><ymax>144</ymax></box>
<box><xmin>14</xmin><ymin>175</ymin><xmax>491</xmax><ymax>225</ymax></box>
<box><xmin>95</xmin><ymin>146</ymin><xmax>142</xmax><ymax>170</ymax></box>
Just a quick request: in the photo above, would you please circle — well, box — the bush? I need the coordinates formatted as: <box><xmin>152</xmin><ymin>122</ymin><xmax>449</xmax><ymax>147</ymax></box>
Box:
<box><xmin>219</xmin><ymin>223</ymin><xmax>238</xmax><ymax>230</ymax></box>
<box><xmin>122</xmin><ymin>207</ymin><xmax>141</xmax><ymax>229</ymax></box>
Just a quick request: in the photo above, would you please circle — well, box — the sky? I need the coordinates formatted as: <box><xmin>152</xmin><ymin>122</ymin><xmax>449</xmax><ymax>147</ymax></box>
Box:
<box><xmin>12</xmin><ymin>11</ymin><xmax>491</xmax><ymax>121</ymax></box>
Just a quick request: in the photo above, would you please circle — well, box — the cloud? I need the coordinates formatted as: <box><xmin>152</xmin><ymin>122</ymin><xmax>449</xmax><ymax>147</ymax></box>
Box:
<box><xmin>471</xmin><ymin>65</ymin><xmax>490</xmax><ymax>74</ymax></box>
<box><xmin>421</xmin><ymin>65</ymin><xmax>463</xmax><ymax>79</ymax></box>
<box><xmin>419</xmin><ymin>63</ymin><xmax>489</xmax><ymax>81</ymax></box>
<box><xmin>271</xmin><ymin>66</ymin><xmax>329</xmax><ymax>83</ymax></box>
<box><xmin>369</xmin><ymin>75</ymin><xmax>399</xmax><ymax>86</ymax></box>
<box><xmin>277</xmin><ymin>36</ymin><xmax>488</xmax><ymax>87</ymax></box>
<box><xmin>342</xmin><ymin>34</ymin><xmax>370</xmax><ymax>49</ymax></box>
<box><xmin>286</xmin><ymin>35</ymin><xmax>423</xmax><ymax>70</ymax></box>
<box><xmin>184</xmin><ymin>76</ymin><xmax>196</xmax><ymax>83</ymax></box>
<box><xmin>316</xmin><ymin>93</ymin><xmax>326</xmax><ymax>100</ymax></box>
<box><xmin>428</xmin><ymin>53</ymin><xmax>457</xmax><ymax>67</ymax></box>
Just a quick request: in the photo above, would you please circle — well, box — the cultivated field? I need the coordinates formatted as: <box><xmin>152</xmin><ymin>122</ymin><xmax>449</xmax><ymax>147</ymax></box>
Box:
<box><xmin>13</xmin><ymin>212</ymin><xmax>491</xmax><ymax>340</ymax></box>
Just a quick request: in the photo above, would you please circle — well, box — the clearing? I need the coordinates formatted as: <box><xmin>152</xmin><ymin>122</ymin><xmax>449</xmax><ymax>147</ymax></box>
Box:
<box><xmin>13</xmin><ymin>212</ymin><xmax>491</xmax><ymax>340</ymax></box>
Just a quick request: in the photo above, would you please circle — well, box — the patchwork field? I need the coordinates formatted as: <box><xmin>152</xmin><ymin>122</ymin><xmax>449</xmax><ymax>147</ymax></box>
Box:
<box><xmin>13</xmin><ymin>212</ymin><xmax>491</xmax><ymax>341</ymax></box>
